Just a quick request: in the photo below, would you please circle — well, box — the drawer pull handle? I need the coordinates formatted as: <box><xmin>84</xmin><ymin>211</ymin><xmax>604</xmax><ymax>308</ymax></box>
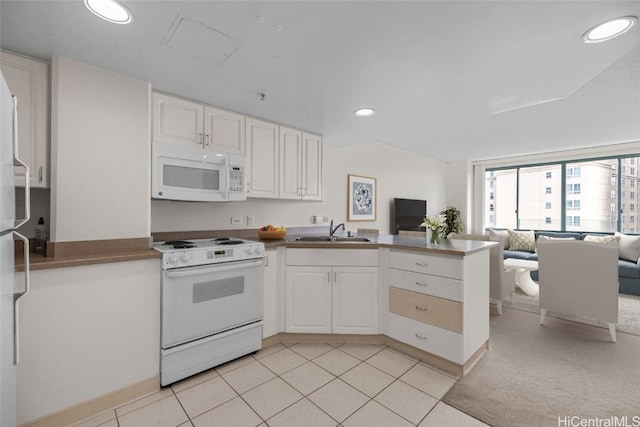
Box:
<box><xmin>415</xmin><ymin>305</ymin><xmax>428</xmax><ymax>311</ymax></box>
<box><xmin>415</xmin><ymin>281</ymin><xmax>428</xmax><ymax>287</ymax></box>
<box><xmin>415</xmin><ymin>333</ymin><xmax>428</xmax><ymax>340</ymax></box>
<box><xmin>415</xmin><ymin>262</ymin><xmax>428</xmax><ymax>267</ymax></box>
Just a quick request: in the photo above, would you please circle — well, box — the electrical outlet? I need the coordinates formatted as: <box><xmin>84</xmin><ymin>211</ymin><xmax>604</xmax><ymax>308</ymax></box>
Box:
<box><xmin>247</xmin><ymin>215</ymin><xmax>255</xmax><ymax>227</ymax></box>
<box><xmin>231</xmin><ymin>217</ymin><xmax>243</xmax><ymax>225</ymax></box>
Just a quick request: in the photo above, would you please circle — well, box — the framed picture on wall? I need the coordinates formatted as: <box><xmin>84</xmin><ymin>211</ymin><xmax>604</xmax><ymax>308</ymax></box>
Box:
<box><xmin>347</xmin><ymin>174</ymin><xmax>377</xmax><ymax>221</ymax></box>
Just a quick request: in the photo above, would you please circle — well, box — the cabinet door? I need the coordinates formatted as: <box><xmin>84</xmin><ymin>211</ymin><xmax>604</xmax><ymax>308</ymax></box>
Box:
<box><xmin>152</xmin><ymin>92</ymin><xmax>203</xmax><ymax>147</ymax></box>
<box><xmin>1</xmin><ymin>51</ymin><xmax>49</xmax><ymax>188</ymax></box>
<box><xmin>278</xmin><ymin>126</ymin><xmax>302</xmax><ymax>199</ymax></box>
<box><xmin>302</xmin><ymin>132</ymin><xmax>322</xmax><ymax>200</ymax></box>
<box><xmin>332</xmin><ymin>267</ymin><xmax>378</xmax><ymax>334</ymax></box>
<box><xmin>203</xmin><ymin>106</ymin><xmax>245</xmax><ymax>154</ymax></box>
<box><xmin>245</xmin><ymin>118</ymin><xmax>279</xmax><ymax>198</ymax></box>
<box><xmin>285</xmin><ymin>266</ymin><xmax>332</xmax><ymax>333</ymax></box>
<box><xmin>263</xmin><ymin>249</ymin><xmax>280</xmax><ymax>339</ymax></box>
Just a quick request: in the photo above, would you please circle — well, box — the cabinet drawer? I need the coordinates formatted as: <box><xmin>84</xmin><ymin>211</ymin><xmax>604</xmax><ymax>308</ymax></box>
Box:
<box><xmin>389</xmin><ymin>268</ymin><xmax>462</xmax><ymax>302</ymax></box>
<box><xmin>389</xmin><ymin>250</ymin><xmax>462</xmax><ymax>279</ymax></box>
<box><xmin>389</xmin><ymin>287</ymin><xmax>462</xmax><ymax>333</ymax></box>
<box><xmin>287</xmin><ymin>249</ymin><xmax>378</xmax><ymax>266</ymax></box>
<box><xmin>388</xmin><ymin>313</ymin><xmax>463</xmax><ymax>364</ymax></box>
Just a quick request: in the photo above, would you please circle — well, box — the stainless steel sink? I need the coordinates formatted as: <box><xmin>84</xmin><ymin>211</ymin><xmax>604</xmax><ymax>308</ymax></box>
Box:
<box><xmin>294</xmin><ymin>236</ymin><xmax>371</xmax><ymax>242</ymax></box>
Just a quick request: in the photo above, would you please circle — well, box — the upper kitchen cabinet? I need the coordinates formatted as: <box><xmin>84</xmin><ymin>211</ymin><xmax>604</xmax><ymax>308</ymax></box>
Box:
<box><xmin>279</xmin><ymin>128</ymin><xmax>322</xmax><ymax>200</ymax></box>
<box><xmin>245</xmin><ymin>117</ymin><xmax>279</xmax><ymax>199</ymax></box>
<box><xmin>152</xmin><ymin>92</ymin><xmax>245</xmax><ymax>154</ymax></box>
<box><xmin>1</xmin><ymin>51</ymin><xmax>50</xmax><ymax>188</ymax></box>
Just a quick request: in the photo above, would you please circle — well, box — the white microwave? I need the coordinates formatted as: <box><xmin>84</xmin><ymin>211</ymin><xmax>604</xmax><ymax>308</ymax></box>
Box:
<box><xmin>152</xmin><ymin>142</ymin><xmax>246</xmax><ymax>202</ymax></box>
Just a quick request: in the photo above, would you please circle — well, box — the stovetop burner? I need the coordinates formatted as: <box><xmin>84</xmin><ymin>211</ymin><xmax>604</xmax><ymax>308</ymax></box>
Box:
<box><xmin>215</xmin><ymin>240</ymin><xmax>244</xmax><ymax>245</ymax></box>
<box><xmin>163</xmin><ymin>240</ymin><xmax>195</xmax><ymax>249</ymax></box>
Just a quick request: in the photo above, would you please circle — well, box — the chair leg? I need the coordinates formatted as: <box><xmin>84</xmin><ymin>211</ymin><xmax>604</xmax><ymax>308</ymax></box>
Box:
<box><xmin>609</xmin><ymin>323</ymin><xmax>616</xmax><ymax>343</ymax></box>
<box><xmin>496</xmin><ymin>300</ymin><xmax>502</xmax><ymax>315</ymax></box>
<box><xmin>539</xmin><ymin>308</ymin><xmax>546</xmax><ymax>325</ymax></box>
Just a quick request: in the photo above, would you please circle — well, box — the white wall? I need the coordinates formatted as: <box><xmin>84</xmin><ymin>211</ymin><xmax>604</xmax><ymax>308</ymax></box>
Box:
<box><xmin>51</xmin><ymin>56</ymin><xmax>151</xmax><ymax>242</ymax></box>
<box><xmin>446</xmin><ymin>160</ymin><xmax>473</xmax><ymax>232</ymax></box>
<box><xmin>151</xmin><ymin>141</ymin><xmax>447</xmax><ymax>234</ymax></box>
<box><xmin>16</xmin><ymin>259</ymin><xmax>160</xmax><ymax>424</ymax></box>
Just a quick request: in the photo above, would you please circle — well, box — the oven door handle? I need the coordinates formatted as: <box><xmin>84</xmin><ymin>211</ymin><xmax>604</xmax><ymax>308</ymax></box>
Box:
<box><xmin>165</xmin><ymin>258</ymin><xmax>264</xmax><ymax>278</ymax></box>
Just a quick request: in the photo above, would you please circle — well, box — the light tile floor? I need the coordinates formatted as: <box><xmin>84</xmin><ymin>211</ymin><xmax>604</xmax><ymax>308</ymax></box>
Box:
<box><xmin>72</xmin><ymin>342</ymin><xmax>489</xmax><ymax>427</ymax></box>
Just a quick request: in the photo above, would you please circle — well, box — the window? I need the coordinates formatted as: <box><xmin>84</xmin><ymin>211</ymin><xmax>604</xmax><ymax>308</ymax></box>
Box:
<box><xmin>485</xmin><ymin>157</ymin><xmax>638</xmax><ymax>233</ymax></box>
<box><xmin>632</xmin><ymin>216</ymin><xmax>636</xmax><ymax>224</ymax></box>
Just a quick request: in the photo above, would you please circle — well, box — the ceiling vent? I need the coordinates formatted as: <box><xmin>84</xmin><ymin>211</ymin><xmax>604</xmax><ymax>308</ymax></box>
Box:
<box><xmin>164</xmin><ymin>15</ymin><xmax>240</xmax><ymax>65</ymax></box>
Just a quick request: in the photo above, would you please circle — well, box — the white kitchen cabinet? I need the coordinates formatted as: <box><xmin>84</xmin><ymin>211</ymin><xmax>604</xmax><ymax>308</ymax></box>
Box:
<box><xmin>332</xmin><ymin>267</ymin><xmax>378</xmax><ymax>334</ymax></box>
<box><xmin>285</xmin><ymin>249</ymin><xmax>378</xmax><ymax>334</ymax></box>
<box><xmin>263</xmin><ymin>248</ymin><xmax>281</xmax><ymax>339</ymax></box>
<box><xmin>1</xmin><ymin>50</ymin><xmax>49</xmax><ymax>188</ymax></box>
<box><xmin>204</xmin><ymin>106</ymin><xmax>245</xmax><ymax>154</ymax></box>
<box><xmin>245</xmin><ymin>117</ymin><xmax>279</xmax><ymax>198</ymax></box>
<box><xmin>152</xmin><ymin>92</ymin><xmax>244</xmax><ymax>154</ymax></box>
<box><xmin>286</xmin><ymin>266</ymin><xmax>333</xmax><ymax>333</ymax></box>
<box><xmin>279</xmin><ymin>128</ymin><xmax>322</xmax><ymax>200</ymax></box>
<box><xmin>386</xmin><ymin>248</ymin><xmax>489</xmax><ymax>366</ymax></box>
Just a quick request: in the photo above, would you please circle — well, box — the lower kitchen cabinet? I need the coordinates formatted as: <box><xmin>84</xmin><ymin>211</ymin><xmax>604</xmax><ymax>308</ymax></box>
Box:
<box><xmin>262</xmin><ymin>248</ymin><xmax>280</xmax><ymax>338</ymax></box>
<box><xmin>285</xmin><ymin>249</ymin><xmax>379</xmax><ymax>334</ymax></box>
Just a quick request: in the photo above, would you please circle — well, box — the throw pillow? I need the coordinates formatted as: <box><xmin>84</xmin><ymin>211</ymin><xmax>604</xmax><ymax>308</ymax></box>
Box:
<box><xmin>488</xmin><ymin>229</ymin><xmax>509</xmax><ymax>250</ymax></box>
<box><xmin>507</xmin><ymin>229</ymin><xmax>536</xmax><ymax>252</ymax></box>
<box><xmin>584</xmin><ymin>235</ymin><xmax>619</xmax><ymax>244</ymax></box>
<box><xmin>615</xmin><ymin>232</ymin><xmax>640</xmax><ymax>262</ymax></box>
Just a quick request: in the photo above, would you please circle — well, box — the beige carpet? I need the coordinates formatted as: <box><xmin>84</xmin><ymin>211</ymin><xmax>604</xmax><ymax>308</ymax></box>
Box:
<box><xmin>503</xmin><ymin>289</ymin><xmax>640</xmax><ymax>336</ymax></box>
<box><xmin>442</xmin><ymin>307</ymin><xmax>640</xmax><ymax>427</ymax></box>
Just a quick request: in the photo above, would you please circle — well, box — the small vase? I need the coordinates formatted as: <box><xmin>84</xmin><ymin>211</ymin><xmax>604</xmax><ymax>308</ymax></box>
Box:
<box><xmin>429</xmin><ymin>229</ymin><xmax>441</xmax><ymax>246</ymax></box>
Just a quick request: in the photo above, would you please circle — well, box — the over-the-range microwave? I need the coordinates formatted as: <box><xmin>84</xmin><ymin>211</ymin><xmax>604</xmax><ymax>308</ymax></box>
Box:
<box><xmin>151</xmin><ymin>142</ymin><xmax>246</xmax><ymax>202</ymax></box>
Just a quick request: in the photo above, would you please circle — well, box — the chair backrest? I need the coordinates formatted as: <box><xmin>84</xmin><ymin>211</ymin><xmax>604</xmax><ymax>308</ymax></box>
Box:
<box><xmin>537</xmin><ymin>239</ymin><xmax>618</xmax><ymax>323</ymax></box>
<box><xmin>449</xmin><ymin>233</ymin><xmax>512</xmax><ymax>300</ymax></box>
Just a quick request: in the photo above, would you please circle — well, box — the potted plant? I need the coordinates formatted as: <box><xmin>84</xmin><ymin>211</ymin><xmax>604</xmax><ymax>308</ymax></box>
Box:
<box><xmin>440</xmin><ymin>206</ymin><xmax>463</xmax><ymax>238</ymax></box>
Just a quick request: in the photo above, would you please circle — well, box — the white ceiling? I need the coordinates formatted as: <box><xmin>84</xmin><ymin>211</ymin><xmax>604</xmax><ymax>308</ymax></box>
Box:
<box><xmin>2</xmin><ymin>1</ymin><xmax>640</xmax><ymax>162</ymax></box>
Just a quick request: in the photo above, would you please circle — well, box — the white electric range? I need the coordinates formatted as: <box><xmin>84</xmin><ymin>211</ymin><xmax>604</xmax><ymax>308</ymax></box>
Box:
<box><xmin>153</xmin><ymin>238</ymin><xmax>265</xmax><ymax>386</ymax></box>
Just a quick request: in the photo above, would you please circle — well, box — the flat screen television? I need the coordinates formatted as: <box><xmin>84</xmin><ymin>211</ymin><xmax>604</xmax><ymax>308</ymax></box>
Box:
<box><xmin>391</xmin><ymin>198</ymin><xmax>427</xmax><ymax>234</ymax></box>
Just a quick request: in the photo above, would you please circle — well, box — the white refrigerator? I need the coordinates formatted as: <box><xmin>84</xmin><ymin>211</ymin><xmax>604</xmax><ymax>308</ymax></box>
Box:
<box><xmin>1</xmin><ymin>70</ymin><xmax>30</xmax><ymax>427</ymax></box>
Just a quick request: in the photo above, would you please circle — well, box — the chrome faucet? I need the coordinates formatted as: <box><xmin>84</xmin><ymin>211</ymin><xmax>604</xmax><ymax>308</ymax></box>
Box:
<box><xmin>329</xmin><ymin>219</ymin><xmax>345</xmax><ymax>240</ymax></box>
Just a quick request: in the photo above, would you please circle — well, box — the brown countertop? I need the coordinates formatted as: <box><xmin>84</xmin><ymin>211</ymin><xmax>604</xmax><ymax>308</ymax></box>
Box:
<box><xmin>261</xmin><ymin>234</ymin><xmax>496</xmax><ymax>256</ymax></box>
<box><xmin>15</xmin><ymin>237</ymin><xmax>161</xmax><ymax>271</ymax></box>
<box><xmin>17</xmin><ymin>230</ymin><xmax>493</xmax><ymax>272</ymax></box>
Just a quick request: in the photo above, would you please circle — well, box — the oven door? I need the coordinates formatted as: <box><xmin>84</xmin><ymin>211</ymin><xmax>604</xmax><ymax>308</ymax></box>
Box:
<box><xmin>161</xmin><ymin>258</ymin><xmax>264</xmax><ymax>349</ymax></box>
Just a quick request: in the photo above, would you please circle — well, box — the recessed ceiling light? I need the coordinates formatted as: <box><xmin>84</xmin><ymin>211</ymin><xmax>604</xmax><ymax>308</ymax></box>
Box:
<box><xmin>84</xmin><ymin>0</ymin><xmax>133</xmax><ymax>24</ymax></box>
<box><xmin>582</xmin><ymin>16</ymin><xmax>636</xmax><ymax>43</ymax></box>
<box><xmin>354</xmin><ymin>108</ymin><xmax>375</xmax><ymax>117</ymax></box>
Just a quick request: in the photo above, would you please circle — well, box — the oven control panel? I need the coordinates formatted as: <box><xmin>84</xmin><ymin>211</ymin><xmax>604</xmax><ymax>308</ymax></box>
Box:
<box><xmin>161</xmin><ymin>243</ymin><xmax>264</xmax><ymax>269</ymax></box>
